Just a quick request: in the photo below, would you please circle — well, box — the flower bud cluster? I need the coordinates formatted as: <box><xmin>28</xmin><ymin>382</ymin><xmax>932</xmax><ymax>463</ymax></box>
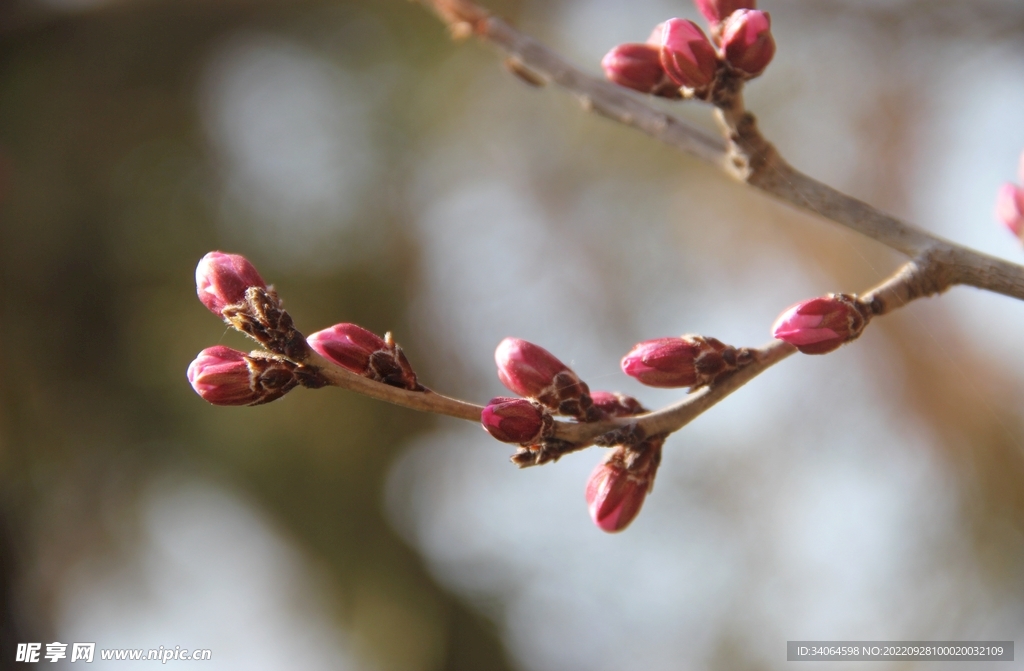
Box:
<box><xmin>189</xmin><ymin>252</ymin><xmax>321</xmax><ymax>406</ymax></box>
<box><xmin>489</xmin><ymin>339</ymin><xmax>657</xmax><ymax>476</ymax></box>
<box><xmin>486</xmin><ymin>337</ymin><xmax>602</xmax><ymax>468</ymax></box>
<box><xmin>621</xmin><ymin>334</ymin><xmax>753</xmax><ymax>389</ymax></box>
<box><xmin>996</xmin><ymin>150</ymin><xmax>1024</xmax><ymax>241</ymax></box>
<box><xmin>584</xmin><ymin>333</ymin><xmax>757</xmax><ymax>532</ymax></box>
<box><xmin>195</xmin><ymin>251</ymin><xmax>309</xmax><ymax>361</ymax></box>
<box><xmin>772</xmin><ymin>293</ymin><xmax>872</xmax><ymax>355</ymax></box>
<box><xmin>600</xmin><ymin>0</ymin><xmax>775</xmax><ymax>100</ymax></box>
<box><xmin>485</xmin><ymin>334</ymin><xmax>666</xmax><ymax>532</ymax></box>
<box><xmin>494</xmin><ymin>338</ymin><xmax>599</xmax><ymax>422</ymax></box>
<box><xmin>188</xmin><ymin>251</ymin><xmax>420</xmax><ymax>408</ymax></box>
<box><xmin>487</xmin><ymin>332</ymin><xmax>761</xmax><ymax>531</ymax></box>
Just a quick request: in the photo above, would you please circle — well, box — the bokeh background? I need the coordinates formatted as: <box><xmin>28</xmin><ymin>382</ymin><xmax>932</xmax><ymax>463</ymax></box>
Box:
<box><xmin>2</xmin><ymin>0</ymin><xmax>1024</xmax><ymax>669</ymax></box>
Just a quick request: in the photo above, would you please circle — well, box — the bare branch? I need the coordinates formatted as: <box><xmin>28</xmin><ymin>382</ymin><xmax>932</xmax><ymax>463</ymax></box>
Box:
<box><xmin>307</xmin><ymin>350</ymin><xmax>485</xmax><ymax>422</ymax></box>
<box><xmin>196</xmin><ymin>1</ymin><xmax>1024</xmax><ymax>462</ymax></box>
<box><xmin>303</xmin><ymin>253</ymin><xmax>938</xmax><ymax>457</ymax></box>
<box><xmin>417</xmin><ymin>0</ymin><xmax>1024</xmax><ymax>303</ymax></box>
<box><xmin>550</xmin><ymin>255</ymin><xmax>936</xmax><ymax>448</ymax></box>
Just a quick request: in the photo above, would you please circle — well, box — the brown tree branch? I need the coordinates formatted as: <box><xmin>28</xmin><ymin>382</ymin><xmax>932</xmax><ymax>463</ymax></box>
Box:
<box><xmin>417</xmin><ymin>0</ymin><xmax>1024</xmax><ymax>303</ymax></box>
<box><xmin>307</xmin><ymin>350</ymin><xmax>485</xmax><ymax>422</ymax></box>
<box><xmin>550</xmin><ymin>253</ymin><xmax>946</xmax><ymax>448</ymax></box>
<box><xmin>305</xmin><ymin>254</ymin><xmax>940</xmax><ymax>454</ymax></box>
<box><xmin>218</xmin><ymin>0</ymin><xmax>1024</xmax><ymax>458</ymax></box>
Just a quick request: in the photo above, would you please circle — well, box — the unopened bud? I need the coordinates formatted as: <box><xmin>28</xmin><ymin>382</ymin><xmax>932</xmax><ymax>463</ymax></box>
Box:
<box><xmin>694</xmin><ymin>0</ymin><xmax>756</xmax><ymax>27</ymax></box>
<box><xmin>494</xmin><ymin>338</ymin><xmax>596</xmax><ymax>419</ymax></box>
<box><xmin>585</xmin><ymin>439</ymin><xmax>663</xmax><ymax>533</ymax></box>
<box><xmin>495</xmin><ymin>337</ymin><xmax>569</xmax><ymax>396</ymax></box>
<box><xmin>307</xmin><ymin>323</ymin><xmax>388</xmax><ymax>375</ymax></box>
<box><xmin>187</xmin><ymin>346</ymin><xmax>300</xmax><ymax>406</ymax></box>
<box><xmin>720</xmin><ymin>9</ymin><xmax>775</xmax><ymax>78</ymax></box>
<box><xmin>589</xmin><ymin>391</ymin><xmax>646</xmax><ymax>417</ymax></box>
<box><xmin>195</xmin><ymin>252</ymin><xmax>266</xmax><ymax>316</ymax></box>
<box><xmin>481</xmin><ymin>397</ymin><xmax>549</xmax><ymax>444</ymax></box>
<box><xmin>995</xmin><ymin>183</ymin><xmax>1024</xmax><ymax>238</ymax></box>
<box><xmin>772</xmin><ymin>294</ymin><xmax>870</xmax><ymax>355</ymax></box>
<box><xmin>601</xmin><ymin>43</ymin><xmax>680</xmax><ymax>98</ymax></box>
<box><xmin>653</xmin><ymin>18</ymin><xmax>719</xmax><ymax>91</ymax></box>
<box><xmin>308</xmin><ymin>325</ymin><xmax>421</xmax><ymax>391</ymax></box>
<box><xmin>621</xmin><ymin>334</ymin><xmax>751</xmax><ymax>389</ymax></box>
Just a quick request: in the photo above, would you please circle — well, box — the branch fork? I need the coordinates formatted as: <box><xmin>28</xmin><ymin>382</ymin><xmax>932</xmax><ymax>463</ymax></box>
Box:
<box><xmin>186</xmin><ymin>0</ymin><xmax>1024</xmax><ymax>532</ymax></box>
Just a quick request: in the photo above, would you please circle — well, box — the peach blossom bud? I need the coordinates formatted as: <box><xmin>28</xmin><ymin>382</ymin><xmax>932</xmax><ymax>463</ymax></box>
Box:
<box><xmin>601</xmin><ymin>43</ymin><xmax>679</xmax><ymax>98</ymax></box>
<box><xmin>585</xmin><ymin>440</ymin><xmax>662</xmax><ymax>533</ymax></box>
<box><xmin>995</xmin><ymin>183</ymin><xmax>1024</xmax><ymax>238</ymax></box>
<box><xmin>309</xmin><ymin>325</ymin><xmax>421</xmax><ymax>390</ymax></box>
<box><xmin>589</xmin><ymin>391</ymin><xmax>646</xmax><ymax>417</ymax></box>
<box><xmin>495</xmin><ymin>338</ymin><xmax>596</xmax><ymax>419</ymax></box>
<box><xmin>621</xmin><ymin>335</ymin><xmax>748</xmax><ymax>389</ymax></box>
<box><xmin>187</xmin><ymin>345</ymin><xmax>304</xmax><ymax>406</ymax></box>
<box><xmin>195</xmin><ymin>251</ymin><xmax>267</xmax><ymax>316</ymax></box>
<box><xmin>307</xmin><ymin>323</ymin><xmax>388</xmax><ymax>375</ymax></box>
<box><xmin>495</xmin><ymin>337</ymin><xmax>571</xmax><ymax>398</ymax></box>
<box><xmin>586</xmin><ymin>459</ymin><xmax>645</xmax><ymax>533</ymax></box>
<box><xmin>654</xmin><ymin>18</ymin><xmax>719</xmax><ymax>90</ymax></box>
<box><xmin>772</xmin><ymin>294</ymin><xmax>869</xmax><ymax>355</ymax></box>
<box><xmin>481</xmin><ymin>397</ymin><xmax>547</xmax><ymax>444</ymax></box>
<box><xmin>721</xmin><ymin>9</ymin><xmax>775</xmax><ymax>77</ymax></box>
<box><xmin>694</xmin><ymin>0</ymin><xmax>756</xmax><ymax>26</ymax></box>
<box><xmin>187</xmin><ymin>346</ymin><xmax>253</xmax><ymax>405</ymax></box>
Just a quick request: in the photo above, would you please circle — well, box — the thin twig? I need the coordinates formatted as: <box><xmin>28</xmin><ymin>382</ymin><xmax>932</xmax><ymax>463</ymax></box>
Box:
<box><xmin>307</xmin><ymin>350</ymin><xmax>484</xmax><ymax>421</ymax></box>
<box><xmin>297</xmin><ymin>0</ymin><xmax>1024</xmax><ymax>451</ymax></box>
<box><xmin>307</xmin><ymin>256</ymin><xmax>937</xmax><ymax>451</ymax></box>
<box><xmin>550</xmin><ymin>255</ymin><xmax>939</xmax><ymax>447</ymax></box>
<box><xmin>417</xmin><ymin>0</ymin><xmax>1024</xmax><ymax>302</ymax></box>
<box><xmin>551</xmin><ymin>338</ymin><xmax>796</xmax><ymax>446</ymax></box>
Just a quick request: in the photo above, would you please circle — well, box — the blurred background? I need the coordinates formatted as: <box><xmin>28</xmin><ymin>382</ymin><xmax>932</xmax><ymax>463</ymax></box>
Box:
<box><xmin>2</xmin><ymin>0</ymin><xmax>1024</xmax><ymax>668</ymax></box>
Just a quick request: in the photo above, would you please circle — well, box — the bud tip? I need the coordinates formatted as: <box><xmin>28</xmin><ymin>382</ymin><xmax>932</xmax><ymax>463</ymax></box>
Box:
<box><xmin>195</xmin><ymin>251</ymin><xmax>266</xmax><ymax>316</ymax></box>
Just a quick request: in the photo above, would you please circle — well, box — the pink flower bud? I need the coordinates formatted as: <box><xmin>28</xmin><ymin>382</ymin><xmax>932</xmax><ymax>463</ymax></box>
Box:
<box><xmin>481</xmin><ymin>397</ymin><xmax>547</xmax><ymax>444</ymax></box>
<box><xmin>621</xmin><ymin>335</ymin><xmax>749</xmax><ymax>389</ymax></box>
<box><xmin>495</xmin><ymin>337</ymin><xmax>571</xmax><ymax>399</ymax></box>
<box><xmin>586</xmin><ymin>460</ymin><xmax>645</xmax><ymax>533</ymax></box>
<box><xmin>195</xmin><ymin>251</ymin><xmax>267</xmax><ymax>316</ymax></box>
<box><xmin>187</xmin><ymin>346</ymin><xmax>303</xmax><ymax>405</ymax></box>
<box><xmin>495</xmin><ymin>338</ymin><xmax>596</xmax><ymax>419</ymax></box>
<box><xmin>601</xmin><ymin>43</ymin><xmax>679</xmax><ymax>98</ymax></box>
<box><xmin>308</xmin><ymin>325</ymin><xmax>421</xmax><ymax>390</ymax></box>
<box><xmin>585</xmin><ymin>440</ymin><xmax>662</xmax><ymax>533</ymax></box>
<box><xmin>721</xmin><ymin>9</ymin><xmax>775</xmax><ymax>78</ymax></box>
<box><xmin>653</xmin><ymin>18</ymin><xmax>719</xmax><ymax>90</ymax></box>
<box><xmin>590</xmin><ymin>391</ymin><xmax>646</xmax><ymax>417</ymax></box>
<box><xmin>307</xmin><ymin>323</ymin><xmax>388</xmax><ymax>375</ymax></box>
<box><xmin>772</xmin><ymin>294</ymin><xmax>869</xmax><ymax>355</ymax></box>
<box><xmin>187</xmin><ymin>346</ymin><xmax>254</xmax><ymax>405</ymax></box>
<box><xmin>693</xmin><ymin>0</ymin><xmax>756</xmax><ymax>26</ymax></box>
<box><xmin>995</xmin><ymin>183</ymin><xmax>1024</xmax><ymax>238</ymax></box>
